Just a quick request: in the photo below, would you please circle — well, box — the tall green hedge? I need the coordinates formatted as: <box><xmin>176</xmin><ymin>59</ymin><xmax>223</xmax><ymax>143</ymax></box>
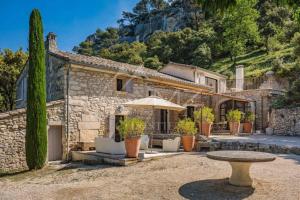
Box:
<box><xmin>25</xmin><ymin>9</ymin><xmax>47</xmax><ymax>170</ymax></box>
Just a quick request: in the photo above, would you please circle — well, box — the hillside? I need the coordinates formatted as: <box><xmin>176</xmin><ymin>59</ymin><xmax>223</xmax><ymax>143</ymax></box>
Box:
<box><xmin>211</xmin><ymin>45</ymin><xmax>295</xmax><ymax>79</ymax></box>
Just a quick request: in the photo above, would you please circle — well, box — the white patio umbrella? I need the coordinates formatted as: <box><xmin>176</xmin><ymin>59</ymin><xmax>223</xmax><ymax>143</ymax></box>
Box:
<box><xmin>123</xmin><ymin>96</ymin><xmax>186</xmax><ymax>153</ymax></box>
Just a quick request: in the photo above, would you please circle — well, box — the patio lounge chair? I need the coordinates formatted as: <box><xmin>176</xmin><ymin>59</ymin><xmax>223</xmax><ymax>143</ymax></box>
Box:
<box><xmin>140</xmin><ymin>135</ymin><xmax>150</xmax><ymax>150</ymax></box>
<box><xmin>95</xmin><ymin>137</ymin><xmax>126</xmax><ymax>155</ymax></box>
<box><xmin>163</xmin><ymin>137</ymin><xmax>181</xmax><ymax>152</ymax></box>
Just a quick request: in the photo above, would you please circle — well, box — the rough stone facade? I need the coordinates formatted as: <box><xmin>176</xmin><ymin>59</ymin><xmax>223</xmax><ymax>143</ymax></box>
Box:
<box><xmin>67</xmin><ymin>66</ymin><xmax>212</xmax><ymax>148</ymax></box>
<box><xmin>227</xmin><ymin>89</ymin><xmax>283</xmax><ymax>132</ymax></box>
<box><xmin>16</xmin><ymin>54</ymin><xmax>66</xmax><ymax>109</ymax></box>
<box><xmin>0</xmin><ymin>101</ymin><xmax>65</xmax><ymax>173</ymax></box>
<box><xmin>269</xmin><ymin>107</ymin><xmax>300</xmax><ymax>136</ymax></box>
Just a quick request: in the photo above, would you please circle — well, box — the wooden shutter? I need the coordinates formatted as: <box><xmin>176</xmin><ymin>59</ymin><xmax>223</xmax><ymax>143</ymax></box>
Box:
<box><xmin>109</xmin><ymin>115</ymin><xmax>115</xmax><ymax>138</ymax></box>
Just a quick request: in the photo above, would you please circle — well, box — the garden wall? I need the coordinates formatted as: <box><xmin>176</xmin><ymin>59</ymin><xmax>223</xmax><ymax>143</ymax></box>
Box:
<box><xmin>269</xmin><ymin>107</ymin><xmax>300</xmax><ymax>136</ymax></box>
<box><xmin>0</xmin><ymin>100</ymin><xmax>65</xmax><ymax>173</ymax></box>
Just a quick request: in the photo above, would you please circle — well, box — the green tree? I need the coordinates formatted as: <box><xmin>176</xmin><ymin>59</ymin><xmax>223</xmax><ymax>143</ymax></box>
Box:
<box><xmin>198</xmin><ymin>0</ymin><xmax>299</xmax><ymax>13</ymax></box>
<box><xmin>256</xmin><ymin>0</ymin><xmax>292</xmax><ymax>52</ymax></box>
<box><xmin>222</xmin><ymin>0</ymin><xmax>260</xmax><ymax>63</ymax></box>
<box><xmin>73</xmin><ymin>27</ymin><xmax>119</xmax><ymax>56</ymax></box>
<box><xmin>100</xmin><ymin>42</ymin><xmax>147</xmax><ymax>65</ymax></box>
<box><xmin>0</xmin><ymin>49</ymin><xmax>27</xmax><ymax>111</ymax></box>
<box><xmin>144</xmin><ymin>56</ymin><xmax>162</xmax><ymax>69</ymax></box>
<box><xmin>26</xmin><ymin>9</ymin><xmax>47</xmax><ymax>170</ymax></box>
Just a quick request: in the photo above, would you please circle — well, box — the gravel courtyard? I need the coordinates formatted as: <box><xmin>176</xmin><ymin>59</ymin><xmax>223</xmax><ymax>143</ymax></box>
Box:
<box><xmin>0</xmin><ymin>153</ymin><xmax>299</xmax><ymax>200</ymax></box>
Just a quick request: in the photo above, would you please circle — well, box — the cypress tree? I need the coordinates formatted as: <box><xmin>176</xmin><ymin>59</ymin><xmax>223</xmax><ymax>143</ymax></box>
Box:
<box><xmin>25</xmin><ymin>9</ymin><xmax>47</xmax><ymax>169</ymax></box>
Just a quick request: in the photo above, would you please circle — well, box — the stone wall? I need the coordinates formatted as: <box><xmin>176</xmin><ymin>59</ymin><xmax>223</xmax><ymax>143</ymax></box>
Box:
<box><xmin>67</xmin><ymin>66</ymin><xmax>211</xmax><ymax>147</ymax></box>
<box><xmin>269</xmin><ymin>107</ymin><xmax>300</xmax><ymax>136</ymax></box>
<box><xmin>16</xmin><ymin>54</ymin><xmax>65</xmax><ymax>109</ymax></box>
<box><xmin>0</xmin><ymin>101</ymin><xmax>65</xmax><ymax>173</ymax></box>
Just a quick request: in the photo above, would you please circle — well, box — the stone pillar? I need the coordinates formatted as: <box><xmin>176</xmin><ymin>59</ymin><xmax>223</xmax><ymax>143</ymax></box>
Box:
<box><xmin>235</xmin><ymin>65</ymin><xmax>244</xmax><ymax>91</ymax></box>
<box><xmin>45</xmin><ymin>32</ymin><xmax>57</xmax><ymax>51</ymax></box>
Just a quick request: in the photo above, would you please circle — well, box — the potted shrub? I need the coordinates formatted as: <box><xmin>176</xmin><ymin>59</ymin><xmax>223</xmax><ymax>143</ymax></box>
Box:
<box><xmin>244</xmin><ymin>111</ymin><xmax>255</xmax><ymax>133</ymax></box>
<box><xmin>226</xmin><ymin>109</ymin><xmax>243</xmax><ymax>135</ymax></box>
<box><xmin>194</xmin><ymin>106</ymin><xmax>215</xmax><ymax>137</ymax></box>
<box><xmin>175</xmin><ymin>118</ymin><xmax>197</xmax><ymax>152</ymax></box>
<box><xmin>117</xmin><ymin>117</ymin><xmax>145</xmax><ymax>158</ymax></box>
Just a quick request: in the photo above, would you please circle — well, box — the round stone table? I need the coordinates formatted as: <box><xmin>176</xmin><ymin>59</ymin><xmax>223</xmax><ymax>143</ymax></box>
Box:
<box><xmin>207</xmin><ymin>151</ymin><xmax>276</xmax><ymax>187</ymax></box>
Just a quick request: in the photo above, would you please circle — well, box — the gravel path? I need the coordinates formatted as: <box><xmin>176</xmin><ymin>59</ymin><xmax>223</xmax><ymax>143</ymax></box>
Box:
<box><xmin>0</xmin><ymin>153</ymin><xmax>299</xmax><ymax>200</ymax></box>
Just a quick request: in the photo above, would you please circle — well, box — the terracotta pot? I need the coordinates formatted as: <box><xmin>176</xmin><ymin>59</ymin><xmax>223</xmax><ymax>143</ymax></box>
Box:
<box><xmin>124</xmin><ymin>136</ymin><xmax>141</xmax><ymax>158</ymax></box>
<box><xmin>181</xmin><ymin>135</ymin><xmax>195</xmax><ymax>152</ymax></box>
<box><xmin>229</xmin><ymin>122</ymin><xmax>240</xmax><ymax>135</ymax></box>
<box><xmin>199</xmin><ymin>122</ymin><xmax>212</xmax><ymax>137</ymax></box>
<box><xmin>243</xmin><ymin>122</ymin><xmax>253</xmax><ymax>133</ymax></box>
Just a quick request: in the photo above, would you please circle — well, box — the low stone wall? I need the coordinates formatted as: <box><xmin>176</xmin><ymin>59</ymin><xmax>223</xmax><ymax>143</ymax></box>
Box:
<box><xmin>208</xmin><ymin>141</ymin><xmax>300</xmax><ymax>155</ymax></box>
<box><xmin>0</xmin><ymin>101</ymin><xmax>65</xmax><ymax>173</ymax></box>
<box><xmin>269</xmin><ymin>107</ymin><xmax>300</xmax><ymax>136</ymax></box>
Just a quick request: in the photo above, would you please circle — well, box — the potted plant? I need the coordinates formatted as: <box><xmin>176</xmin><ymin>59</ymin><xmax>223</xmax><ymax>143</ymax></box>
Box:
<box><xmin>175</xmin><ymin>118</ymin><xmax>197</xmax><ymax>152</ymax></box>
<box><xmin>194</xmin><ymin>106</ymin><xmax>215</xmax><ymax>137</ymax></box>
<box><xmin>117</xmin><ymin>117</ymin><xmax>145</xmax><ymax>158</ymax></box>
<box><xmin>226</xmin><ymin>109</ymin><xmax>243</xmax><ymax>135</ymax></box>
<box><xmin>243</xmin><ymin>111</ymin><xmax>255</xmax><ymax>133</ymax></box>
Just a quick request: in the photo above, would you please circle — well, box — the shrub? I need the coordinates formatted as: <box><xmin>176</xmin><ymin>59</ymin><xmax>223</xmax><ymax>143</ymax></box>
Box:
<box><xmin>268</xmin><ymin>37</ymin><xmax>282</xmax><ymax>52</ymax></box>
<box><xmin>26</xmin><ymin>9</ymin><xmax>47</xmax><ymax>170</ymax></box>
<box><xmin>175</xmin><ymin>118</ymin><xmax>197</xmax><ymax>136</ymax></box>
<box><xmin>117</xmin><ymin>117</ymin><xmax>145</xmax><ymax>139</ymax></box>
<box><xmin>194</xmin><ymin>106</ymin><xmax>215</xmax><ymax>124</ymax></box>
<box><xmin>144</xmin><ymin>56</ymin><xmax>162</xmax><ymax>70</ymax></box>
<box><xmin>244</xmin><ymin>111</ymin><xmax>255</xmax><ymax>122</ymax></box>
<box><xmin>226</xmin><ymin>109</ymin><xmax>243</xmax><ymax>122</ymax></box>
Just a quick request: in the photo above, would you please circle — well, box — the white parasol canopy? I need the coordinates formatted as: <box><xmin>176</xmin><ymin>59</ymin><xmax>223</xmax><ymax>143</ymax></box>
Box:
<box><xmin>123</xmin><ymin>96</ymin><xmax>185</xmax><ymax>111</ymax></box>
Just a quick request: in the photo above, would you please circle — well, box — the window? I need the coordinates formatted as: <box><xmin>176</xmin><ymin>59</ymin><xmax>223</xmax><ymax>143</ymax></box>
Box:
<box><xmin>116</xmin><ymin>78</ymin><xmax>133</xmax><ymax>93</ymax></box>
<box><xmin>205</xmin><ymin>77</ymin><xmax>218</xmax><ymax>93</ymax></box>
<box><xmin>116</xmin><ymin>79</ymin><xmax>123</xmax><ymax>91</ymax></box>
<box><xmin>16</xmin><ymin>76</ymin><xmax>27</xmax><ymax>101</ymax></box>
<box><xmin>187</xmin><ymin>106</ymin><xmax>195</xmax><ymax>120</ymax></box>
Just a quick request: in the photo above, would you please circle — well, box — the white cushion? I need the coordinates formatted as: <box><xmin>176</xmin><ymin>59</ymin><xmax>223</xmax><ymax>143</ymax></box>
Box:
<box><xmin>163</xmin><ymin>137</ymin><xmax>181</xmax><ymax>152</ymax></box>
<box><xmin>95</xmin><ymin>137</ymin><xmax>126</xmax><ymax>155</ymax></box>
<box><xmin>140</xmin><ymin>135</ymin><xmax>149</xmax><ymax>150</ymax></box>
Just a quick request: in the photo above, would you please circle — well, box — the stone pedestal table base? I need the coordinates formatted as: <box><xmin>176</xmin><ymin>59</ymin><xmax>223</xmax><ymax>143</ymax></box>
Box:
<box><xmin>229</xmin><ymin>162</ymin><xmax>252</xmax><ymax>186</ymax></box>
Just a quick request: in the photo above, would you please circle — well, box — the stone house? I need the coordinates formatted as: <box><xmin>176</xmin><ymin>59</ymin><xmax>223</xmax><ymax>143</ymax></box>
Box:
<box><xmin>10</xmin><ymin>32</ymin><xmax>285</xmax><ymax>164</ymax></box>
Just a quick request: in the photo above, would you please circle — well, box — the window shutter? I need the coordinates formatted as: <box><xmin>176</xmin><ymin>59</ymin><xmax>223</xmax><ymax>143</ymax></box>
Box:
<box><xmin>125</xmin><ymin>80</ymin><xmax>133</xmax><ymax>93</ymax></box>
<box><xmin>109</xmin><ymin>115</ymin><xmax>115</xmax><ymax>138</ymax></box>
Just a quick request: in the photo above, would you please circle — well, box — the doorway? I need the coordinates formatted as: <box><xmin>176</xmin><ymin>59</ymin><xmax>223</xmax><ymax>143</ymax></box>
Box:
<box><xmin>115</xmin><ymin>115</ymin><xmax>125</xmax><ymax>142</ymax></box>
<box><xmin>160</xmin><ymin>109</ymin><xmax>168</xmax><ymax>134</ymax></box>
<box><xmin>48</xmin><ymin>126</ymin><xmax>63</xmax><ymax>161</ymax></box>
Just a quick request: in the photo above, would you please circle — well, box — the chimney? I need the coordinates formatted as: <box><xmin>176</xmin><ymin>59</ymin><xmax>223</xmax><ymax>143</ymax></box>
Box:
<box><xmin>235</xmin><ymin>65</ymin><xmax>244</xmax><ymax>91</ymax></box>
<box><xmin>45</xmin><ymin>32</ymin><xmax>57</xmax><ymax>51</ymax></box>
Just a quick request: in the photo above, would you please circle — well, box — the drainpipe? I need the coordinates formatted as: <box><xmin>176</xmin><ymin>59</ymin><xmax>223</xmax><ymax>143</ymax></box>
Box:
<box><xmin>66</xmin><ymin>64</ymin><xmax>70</xmax><ymax>161</ymax></box>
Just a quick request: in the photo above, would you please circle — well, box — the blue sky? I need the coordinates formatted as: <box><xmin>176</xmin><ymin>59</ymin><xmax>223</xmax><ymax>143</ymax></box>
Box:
<box><xmin>0</xmin><ymin>0</ymin><xmax>139</xmax><ymax>51</ymax></box>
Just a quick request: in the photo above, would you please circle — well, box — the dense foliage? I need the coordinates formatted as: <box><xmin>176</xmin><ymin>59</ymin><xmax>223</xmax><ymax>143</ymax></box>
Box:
<box><xmin>0</xmin><ymin>49</ymin><xmax>27</xmax><ymax>111</ymax></box>
<box><xmin>226</xmin><ymin>109</ymin><xmax>243</xmax><ymax>122</ymax></box>
<box><xmin>194</xmin><ymin>106</ymin><xmax>215</xmax><ymax>123</ymax></box>
<box><xmin>117</xmin><ymin>117</ymin><xmax>146</xmax><ymax>138</ymax></box>
<box><xmin>175</xmin><ymin>118</ymin><xmax>197</xmax><ymax>135</ymax></box>
<box><xmin>74</xmin><ymin>0</ymin><xmax>299</xmax><ymax>71</ymax></box>
<box><xmin>26</xmin><ymin>9</ymin><xmax>47</xmax><ymax>170</ymax></box>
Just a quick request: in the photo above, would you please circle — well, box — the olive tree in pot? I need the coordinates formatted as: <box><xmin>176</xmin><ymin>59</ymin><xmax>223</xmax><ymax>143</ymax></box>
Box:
<box><xmin>226</xmin><ymin>109</ymin><xmax>243</xmax><ymax>135</ymax></box>
<box><xmin>243</xmin><ymin>111</ymin><xmax>255</xmax><ymax>133</ymax></box>
<box><xmin>117</xmin><ymin>117</ymin><xmax>145</xmax><ymax>158</ymax></box>
<box><xmin>194</xmin><ymin>106</ymin><xmax>215</xmax><ymax>137</ymax></box>
<box><xmin>175</xmin><ymin>118</ymin><xmax>197</xmax><ymax>152</ymax></box>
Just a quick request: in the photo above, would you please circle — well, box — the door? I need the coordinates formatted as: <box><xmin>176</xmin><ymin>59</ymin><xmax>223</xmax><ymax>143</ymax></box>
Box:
<box><xmin>48</xmin><ymin>126</ymin><xmax>62</xmax><ymax>161</ymax></box>
<box><xmin>115</xmin><ymin>115</ymin><xmax>124</xmax><ymax>142</ymax></box>
<box><xmin>160</xmin><ymin>109</ymin><xmax>168</xmax><ymax>134</ymax></box>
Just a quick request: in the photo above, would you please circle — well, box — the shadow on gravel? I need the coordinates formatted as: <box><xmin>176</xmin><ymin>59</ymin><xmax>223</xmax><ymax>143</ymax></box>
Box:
<box><xmin>178</xmin><ymin>178</ymin><xmax>255</xmax><ymax>200</ymax></box>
